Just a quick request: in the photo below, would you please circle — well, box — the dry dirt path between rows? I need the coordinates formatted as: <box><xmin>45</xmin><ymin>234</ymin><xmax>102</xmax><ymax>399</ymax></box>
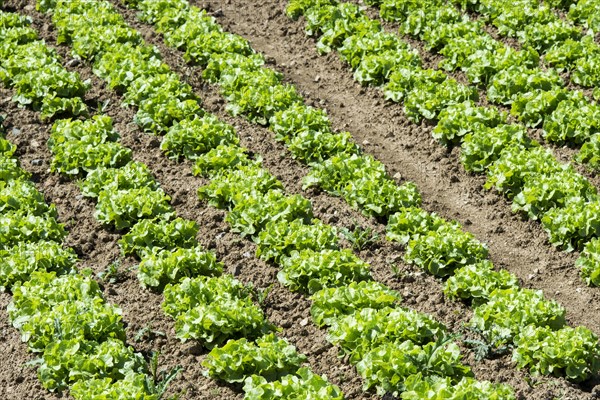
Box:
<box><xmin>191</xmin><ymin>0</ymin><xmax>600</xmax><ymax>338</ymax></box>
<box><xmin>109</xmin><ymin>0</ymin><xmax>598</xmax><ymax>397</ymax></box>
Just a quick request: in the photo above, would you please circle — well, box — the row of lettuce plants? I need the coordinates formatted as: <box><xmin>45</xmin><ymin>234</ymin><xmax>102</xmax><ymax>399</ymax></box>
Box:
<box><xmin>286</xmin><ymin>0</ymin><xmax>600</xmax><ymax>287</ymax></box>
<box><xmin>0</xmin><ymin>14</ymin><xmax>160</xmax><ymax>396</ymax></box>
<box><xmin>0</xmin><ymin>7</ymin><xmax>338</xmax><ymax>399</ymax></box>
<box><xmin>368</xmin><ymin>0</ymin><xmax>600</xmax><ymax>148</ymax></box>
<box><xmin>108</xmin><ymin>0</ymin><xmax>600</xmax><ymax>385</ymax></box>
<box><xmin>50</xmin><ymin>114</ymin><xmax>336</xmax><ymax>399</ymax></box>
<box><xmin>453</xmin><ymin>0</ymin><xmax>600</xmax><ymax>90</ymax></box>
<box><xmin>32</xmin><ymin>0</ymin><xmax>520</xmax><ymax>397</ymax></box>
<box><xmin>567</xmin><ymin>0</ymin><xmax>600</xmax><ymax>31</ymax></box>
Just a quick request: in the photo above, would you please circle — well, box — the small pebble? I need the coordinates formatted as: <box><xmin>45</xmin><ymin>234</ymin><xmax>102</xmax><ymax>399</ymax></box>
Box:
<box><xmin>66</xmin><ymin>59</ymin><xmax>80</xmax><ymax>67</ymax></box>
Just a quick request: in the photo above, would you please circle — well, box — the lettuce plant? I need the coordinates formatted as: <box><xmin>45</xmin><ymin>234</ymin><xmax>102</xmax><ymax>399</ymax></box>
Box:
<box><xmin>243</xmin><ymin>367</ymin><xmax>343</xmax><ymax>400</ymax></box>
<box><xmin>49</xmin><ymin>116</ymin><xmax>118</xmax><ymax>150</ymax></box>
<box><xmin>198</xmin><ymin>163</ymin><xmax>282</xmax><ymax>208</ymax></box>
<box><xmin>354</xmin><ymin>48</ymin><xmax>420</xmax><ymax>86</ymax></box>
<box><xmin>226</xmin><ymin>190</ymin><xmax>313</xmax><ymax>237</ymax></box>
<box><xmin>404</xmin><ymin>76</ymin><xmax>477</xmax><ymax>122</ymax></box>
<box><xmin>0</xmin><ymin>241</ymin><xmax>77</xmax><ymax>291</ymax></box>
<box><xmin>510</xmin><ymin>88</ymin><xmax>569</xmax><ymax>127</ymax></box>
<box><xmin>270</xmin><ymin>102</ymin><xmax>331</xmax><ymax>141</ymax></box>
<box><xmin>192</xmin><ymin>144</ymin><xmax>254</xmax><ymax>177</ymax></box>
<box><xmin>513</xmin><ymin>325</ymin><xmax>600</xmax><ymax>382</ymax></box>
<box><xmin>470</xmin><ymin>288</ymin><xmax>566</xmax><ymax>347</ymax></box>
<box><xmin>161</xmin><ymin>114</ymin><xmax>238</xmax><ymax>160</ymax></box>
<box><xmin>70</xmin><ymin>372</ymin><xmax>157</xmax><ymax>400</ymax></box>
<box><xmin>545</xmin><ymin>36</ymin><xmax>598</xmax><ymax>70</ymax></box>
<box><xmin>487</xmin><ymin>66</ymin><xmax>562</xmax><ymax>105</ymax></box>
<box><xmin>576</xmin><ymin>133</ymin><xmax>600</xmax><ymax>170</ymax></box>
<box><xmin>460</xmin><ymin>124</ymin><xmax>530</xmax><ymax>173</ymax></box>
<box><xmin>0</xmin><ymin>155</ymin><xmax>30</xmax><ymax>182</ymax></box>
<box><xmin>327</xmin><ymin>307</ymin><xmax>445</xmax><ymax>362</ymax></box>
<box><xmin>489</xmin><ymin>2</ymin><xmax>556</xmax><ymax>37</ymax></box>
<box><xmin>404</xmin><ymin>225</ymin><xmax>488</xmax><ymax>277</ymax></box>
<box><xmin>485</xmin><ymin>145</ymin><xmax>562</xmax><ymax>197</ymax></box>
<box><xmin>386</xmin><ymin>207</ymin><xmax>450</xmax><ymax>244</ymax></box>
<box><xmin>162</xmin><ymin>275</ymin><xmax>268</xmax><ymax>347</ymax></box>
<box><xmin>134</xmin><ymin>93</ymin><xmax>203</xmax><ymax>134</ymax></box>
<box><xmin>255</xmin><ymin>218</ymin><xmax>339</xmax><ymax>263</ymax></box>
<box><xmin>433</xmin><ymin>101</ymin><xmax>506</xmax><ymax>146</ymax></box>
<box><xmin>517</xmin><ymin>20</ymin><xmax>582</xmax><ymax>52</ymax></box>
<box><xmin>0</xmin><ymin>179</ymin><xmax>55</xmax><ymax>216</ymax></box>
<box><xmin>573</xmin><ymin>53</ymin><xmax>600</xmax><ymax>87</ymax></box>
<box><xmin>568</xmin><ymin>0</ymin><xmax>600</xmax><ymax>31</ymax></box>
<box><xmin>355</xmin><ymin>340</ymin><xmax>471</xmax><ymax>396</ymax></box>
<box><xmin>137</xmin><ymin>246</ymin><xmax>223</xmax><ymax>289</ymax></box>
<box><xmin>0</xmin><ymin>211</ymin><xmax>66</xmax><ymax>250</ymax></box>
<box><xmin>462</xmin><ymin>46</ymin><xmax>539</xmax><ymax>84</ymax></box>
<box><xmin>119</xmin><ymin>217</ymin><xmax>198</xmax><ymax>258</ymax></box>
<box><xmin>444</xmin><ymin>261</ymin><xmax>519</xmax><ymax>306</ymax></box>
<box><xmin>305</xmin><ymin>153</ymin><xmax>421</xmax><ymax>217</ymax></box>
<box><xmin>542</xmin><ymin>94</ymin><xmax>600</xmax><ymax>145</ymax></box>
<box><xmin>93</xmin><ymin>43</ymin><xmax>169</xmax><ymax>92</ymax></box>
<box><xmin>95</xmin><ymin>187</ymin><xmax>173</xmax><ymax>230</ymax></box>
<box><xmin>50</xmin><ymin>141</ymin><xmax>133</xmax><ymax>176</ymax></box>
<box><xmin>401</xmin><ymin>374</ymin><xmax>515</xmax><ymax>400</ymax></box>
<box><xmin>278</xmin><ymin>248</ymin><xmax>371</xmax><ymax>294</ymax></box>
<box><xmin>203</xmin><ymin>333</ymin><xmax>307</xmax><ymax>383</ymax></box>
<box><xmin>512</xmin><ymin>170</ymin><xmax>597</xmax><ymax>220</ymax></box>
<box><xmin>310</xmin><ymin>281</ymin><xmax>402</xmax><ymax>327</ymax></box>
<box><xmin>576</xmin><ymin>237</ymin><xmax>600</xmax><ymax>286</ymax></box>
<box><xmin>542</xmin><ymin>198</ymin><xmax>600</xmax><ymax>251</ymax></box>
<box><xmin>38</xmin><ymin>338</ymin><xmax>146</xmax><ymax>391</ymax></box>
<box><xmin>80</xmin><ymin>162</ymin><xmax>158</xmax><ymax>198</ymax></box>
<box><xmin>123</xmin><ymin>72</ymin><xmax>197</xmax><ymax>108</ymax></box>
<box><xmin>14</xmin><ymin>299</ymin><xmax>126</xmax><ymax>352</ymax></box>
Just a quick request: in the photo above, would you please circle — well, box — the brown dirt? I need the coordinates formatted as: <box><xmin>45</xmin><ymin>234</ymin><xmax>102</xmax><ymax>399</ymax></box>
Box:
<box><xmin>1</xmin><ymin>0</ymin><xmax>600</xmax><ymax>399</ymax></box>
